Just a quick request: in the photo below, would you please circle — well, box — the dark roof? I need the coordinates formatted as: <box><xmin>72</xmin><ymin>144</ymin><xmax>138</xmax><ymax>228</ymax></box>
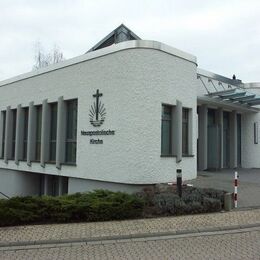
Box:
<box><xmin>87</xmin><ymin>24</ymin><xmax>141</xmax><ymax>53</ymax></box>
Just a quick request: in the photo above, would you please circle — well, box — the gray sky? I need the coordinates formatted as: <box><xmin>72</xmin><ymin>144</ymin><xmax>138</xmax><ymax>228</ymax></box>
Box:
<box><xmin>1</xmin><ymin>0</ymin><xmax>260</xmax><ymax>82</ymax></box>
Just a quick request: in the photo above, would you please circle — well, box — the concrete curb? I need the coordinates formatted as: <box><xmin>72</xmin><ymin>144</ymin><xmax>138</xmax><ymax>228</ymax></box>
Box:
<box><xmin>235</xmin><ymin>205</ymin><xmax>260</xmax><ymax>211</ymax></box>
<box><xmin>1</xmin><ymin>223</ymin><xmax>260</xmax><ymax>249</ymax></box>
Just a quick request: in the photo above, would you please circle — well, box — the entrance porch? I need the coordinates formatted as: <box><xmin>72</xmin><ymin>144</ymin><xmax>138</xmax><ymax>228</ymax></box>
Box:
<box><xmin>197</xmin><ymin>69</ymin><xmax>260</xmax><ymax>171</ymax></box>
<box><xmin>197</xmin><ymin>104</ymin><xmax>242</xmax><ymax>170</ymax></box>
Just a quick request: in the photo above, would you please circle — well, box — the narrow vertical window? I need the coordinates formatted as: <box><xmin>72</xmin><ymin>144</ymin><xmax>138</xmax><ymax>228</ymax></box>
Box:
<box><xmin>65</xmin><ymin>99</ymin><xmax>78</xmax><ymax>163</ymax></box>
<box><xmin>22</xmin><ymin>108</ymin><xmax>29</xmax><ymax>160</ymax></box>
<box><xmin>49</xmin><ymin>103</ymin><xmax>57</xmax><ymax>162</ymax></box>
<box><xmin>254</xmin><ymin>122</ymin><xmax>258</xmax><ymax>144</ymax></box>
<box><xmin>10</xmin><ymin>109</ymin><xmax>17</xmax><ymax>160</ymax></box>
<box><xmin>182</xmin><ymin>108</ymin><xmax>189</xmax><ymax>155</ymax></box>
<box><xmin>35</xmin><ymin>105</ymin><xmax>42</xmax><ymax>161</ymax></box>
<box><xmin>0</xmin><ymin>111</ymin><xmax>6</xmax><ymax>158</ymax></box>
<box><xmin>161</xmin><ymin>105</ymin><xmax>172</xmax><ymax>155</ymax></box>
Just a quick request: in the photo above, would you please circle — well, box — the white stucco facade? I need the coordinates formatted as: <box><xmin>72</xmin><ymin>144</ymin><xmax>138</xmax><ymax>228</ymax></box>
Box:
<box><xmin>0</xmin><ymin>169</ymin><xmax>41</xmax><ymax>197</ymax></box>
<box><xmin>241</xmin><ymin>88</ymin><xmax>260</xmax><ymax>168</ymax></box>
<box><xmin>0</xmin><ymin>40</ymin><xmax>198</xmax><ymax>196</ymax></box>
<box><xmin>0</xmin><ymin>33</ymin><xmax>259</xmax><ymax>197</ymax></box>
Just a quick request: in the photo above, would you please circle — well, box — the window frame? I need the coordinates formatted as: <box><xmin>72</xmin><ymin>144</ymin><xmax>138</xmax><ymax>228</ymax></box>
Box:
<box><xmin>10</xmin><ymin>109</ymin><xmax>17</xmax><ymax>160</ymax></box>
<box><xmin>35</xmin><ymin>105</ymin><xmax>42</xmax><ymax>162</ymax></box>
<box><xmin>0</xmin><ymin>111</ymin><xmax>6</xmax><ymax>159</ymax></box>
<box><xmin>161</xmin><ymin>104</ymin><xmax>193</xmax><ymax>158</ymax></box>
<box><xmin>65</xmin><ymin>99</ymin><xmax>78</xmax><ymax>164</ymax></box>
<box><xmin>161</xmin><ymin>104</ymin><xmax>173</xmax><ymax>156</ymax></box>
<box><xmin>22</xmin><ymin>107</ymin><xmax>29</xmax><ymax>161</ymax></box>
<box><xmin>49</xmin><ymin>102</ymin><xmax>58</xmax><ymax>162</ymax></box>
<box><xmin>182</xmin><ymin>107</ymin><xmax>189</xmax><ymax>156</ymax></box>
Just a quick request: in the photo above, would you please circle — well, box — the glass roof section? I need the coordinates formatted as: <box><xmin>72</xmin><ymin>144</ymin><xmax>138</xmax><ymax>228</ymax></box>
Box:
<box><xmin>197</xmin><ymin>69</ymin><xmax>260</xmax><ymax>109</ymax></box>
<box><xmin>207</xmin><ymin>89</ymin><xmax>260</xmax><ymax>107</ymax></box>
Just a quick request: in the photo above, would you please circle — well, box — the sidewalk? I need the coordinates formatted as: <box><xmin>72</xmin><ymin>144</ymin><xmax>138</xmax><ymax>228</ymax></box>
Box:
<box><xmin>190</xmin><ymin>169</ymin><xmax>260</xmax><ymax>208</ymax></box>
<box><xmin>0</xmin><ymin>208</ymin><xmax>260</xmax><ymax>247</ymax></box>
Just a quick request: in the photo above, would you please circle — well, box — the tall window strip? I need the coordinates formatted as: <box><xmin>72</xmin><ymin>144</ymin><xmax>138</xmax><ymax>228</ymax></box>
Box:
<box><xmin>0</xmin><ymin>111</ymin><xmax>6</xmax><ymax>158</ymax></box>
<box><xmin>22</xmin><ymin>107</ymin><xmax>29</xmax><ymax>160</ymax></box>
<box><xmin>49</xmin><ymin>103</ymin><xmax>57</xmax><ymax>162</ymax></box>
<box><xmin>10</xmin><ymin>109</ymin><xmax>17</xmax><ymax>160</ymax></box>
<box><xmin>182</xmin><ymin>108</ymin><xmax>189</xmax><ymax>155</ymax></box>
<box><xmin>65</xmin><ymin>99</ymin><xmax>78</xmax><ymax>163</ymax></box>
<box><xmin>35</xmin><ymin>105</ymin><xmax>42</xmax><ymax>161</ymax></box>
<box><xmin>161</xmin><ymin>105</ymin><xmax>172</xmax><ymax>155</ymax></box>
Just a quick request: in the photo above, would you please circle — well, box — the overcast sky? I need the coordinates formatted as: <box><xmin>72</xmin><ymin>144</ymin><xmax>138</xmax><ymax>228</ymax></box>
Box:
<box><xmin>1</xmin><ymin>0</ymin><xmax>260</xmax><ymax>82</ymax></box>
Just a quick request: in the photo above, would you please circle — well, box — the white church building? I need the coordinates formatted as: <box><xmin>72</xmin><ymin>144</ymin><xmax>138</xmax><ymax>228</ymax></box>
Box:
<box><xmin>0</xmin><ymin>24</ymin><xmax>260</xmax><ymax>197</ymax></box>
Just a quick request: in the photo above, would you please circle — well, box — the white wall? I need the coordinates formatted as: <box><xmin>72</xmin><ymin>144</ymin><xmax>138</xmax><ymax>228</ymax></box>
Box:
<box><xmin>0</xmin><ymin>169</ymin><xmax>41</xmax><ymax>198</ymax></box>
<box><xmin>241</xmin><ymin>87</ymin><xmax>260</xmax><ymax>168</ymax></box>
<box><xmin>68</xmin><ymin>177</ymin><xmax>150</xmax><ymax>194</ymax></box>
<box><xmin>241</xmin><ymin>111</ymin><xmax>260</xmax><ymax>168</ymax></box>
<box><xmin>0</xmin><ymin>41</ymin><xmax>198</xmax><ymax>185</ymax></box>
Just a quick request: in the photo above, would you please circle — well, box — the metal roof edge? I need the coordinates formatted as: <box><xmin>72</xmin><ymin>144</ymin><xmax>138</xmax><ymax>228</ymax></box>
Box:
<box><xmin>197</xmin><ymin>96</ymin><xmax>260</xmax><ymax>113</ymax></box>
<box><xmin>197</xmin><ymin>68</ymin><xmax>243</xmax><ymax>87</ymax></box>
<box><xmin>243</xmin><ymin>82</ymin><xmax>260</xmax><ymax>89</ymax></box>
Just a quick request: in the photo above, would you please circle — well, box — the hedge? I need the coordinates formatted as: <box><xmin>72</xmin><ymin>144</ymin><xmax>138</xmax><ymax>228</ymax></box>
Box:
<box><xmin>0</xmin><ymin>187</ymin><xmax>225</xmax><ymax>227</ymax></box>
<box><xmin>0</xmin><ymin>190</ymin><xmax>144</xmax><ymax>226</ymax></box>
<box><xmin>139</xmin><ymin>186</ymin><xmax>225</xmax><ymax>216</ymax></box>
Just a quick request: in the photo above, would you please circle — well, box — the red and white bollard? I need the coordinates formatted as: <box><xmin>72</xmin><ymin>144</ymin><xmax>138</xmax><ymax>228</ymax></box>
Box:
<box><xmin>234</xmin><ymin>171</ymin><xmax>238</xmax><ymax>208</ymax></box>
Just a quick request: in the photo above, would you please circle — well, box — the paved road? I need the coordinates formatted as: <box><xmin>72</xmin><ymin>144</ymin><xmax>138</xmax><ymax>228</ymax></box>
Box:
<box><xmin>1</xmin><ymin>209</ymin><xmax>259</xmax><ymax>246</ymax></box>
<box><xmin>0</xmin><ymin>209</ymin><xmax>259</xmax><ymax>259</ymax></box>
<box><xmin>1</xmin><ymin>227</ymin><xmax>259</xmax><ymax>259</ymax></box>
<box><xmin>189</xmin><ymin>168</ymin><xmax>260</xmax><ymax>208</ymax></box>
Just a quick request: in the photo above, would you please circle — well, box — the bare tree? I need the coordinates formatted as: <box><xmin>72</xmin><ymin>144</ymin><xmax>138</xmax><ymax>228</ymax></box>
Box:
<box><xmin>32</xmin><ymin>42</ymin><xmax>65</xmax><ymax>70</ymax></box>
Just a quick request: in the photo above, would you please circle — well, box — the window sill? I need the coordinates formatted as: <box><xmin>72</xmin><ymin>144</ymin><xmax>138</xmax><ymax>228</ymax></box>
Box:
<box><xmin>161</xmin><ymin>154</ymin><xmax>176</xmax><ymax>157</ymax></box>
<box><xmin>61</xmin><ymin>162</ymin><xmax>77</xmax><ymax>166</ymax></box>
<box><xmin>45</xmin><ymin>161</ymin><xmax>56</xmax><ymax>165</ymax></box>
<box><xmin>161</xmin><ymin>154</ymin><xmax>194</xmax><ymax>158</ymax></box>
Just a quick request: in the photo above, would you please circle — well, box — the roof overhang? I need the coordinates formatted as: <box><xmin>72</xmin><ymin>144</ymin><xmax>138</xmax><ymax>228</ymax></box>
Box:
<box><xmin>198</xmin><ymin>95</ymin><xmax>260</xmax><ymax>113</ymax></box>
<box><xmin>197</xmin><ymin>68</ymin><xmax>243</xmax><ymax>87</ymax></box>
<box><xmin>197</xmin><ymin>69</ymin><xmax>260</xmax><ymax>112</ymax></box>
<box><xmin>206</xmin><ymin>88</ymin><xmax>260</xmax><ymax>107</ymax></box>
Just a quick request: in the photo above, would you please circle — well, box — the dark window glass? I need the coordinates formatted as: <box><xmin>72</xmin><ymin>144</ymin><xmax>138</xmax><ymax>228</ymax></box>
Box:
<box><xmin>22</xmin><ymin>108</ymin><xmax>29</xmax><ymax>160</ymax></box>
<box><xmin>10</xmin><ymin>109</ymin><xmax>17</xmax><ymax>160</ymax></box>
<box><xmin>161</xmin><ymin>105</ymin><xmax>172</xmax><ymax>155</ymax></box>
<box><xmin>65</xmin><ymin>100</ymin><xmax>78</xmax><ymax>163</ymax></box>
<box><xmin>49</xmin><ymin>103</ymin><xmax>57</xmax><ymax>161</ymax></box>
<box><xmin>35</xmin><ymin>106</ymin><xmax>42</xmax><ymax>161</ymax></box>
<box><xmin>208</xmin><ymin>108</ymin><xmax>216</xmax><ymax>126</ymax></box>
<box><xmin>182</xmin><ymin>108</ymin><xmax>189</xmax><ymax>155</ymax></box>
<box><xmin>1</xmin><ymin>111</ymin><xmax>6</xmax><ymax>158</ymax></box>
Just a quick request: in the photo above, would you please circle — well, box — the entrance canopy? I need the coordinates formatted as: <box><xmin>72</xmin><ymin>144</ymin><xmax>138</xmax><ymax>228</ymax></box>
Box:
<box><xmin>207</xmin><ymin>89</ymin><xmax>260</xmax><ymax>107</ymax></box>
<box><xmin>197</xmin><ymin>68</ymin><xmax>260</xmax><ymax>112</ymax></box>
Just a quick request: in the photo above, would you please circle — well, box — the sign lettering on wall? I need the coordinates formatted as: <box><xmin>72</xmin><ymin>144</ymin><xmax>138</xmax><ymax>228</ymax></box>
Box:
<box><xmin>89</xmin><ymin>89</ymin><xmax>106</xmax><ymax>127</ymax></box>
<box><xmin>81</xmin><ymin>89</ymin><xmax>115</xmax><ymax>144</ymax></box>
